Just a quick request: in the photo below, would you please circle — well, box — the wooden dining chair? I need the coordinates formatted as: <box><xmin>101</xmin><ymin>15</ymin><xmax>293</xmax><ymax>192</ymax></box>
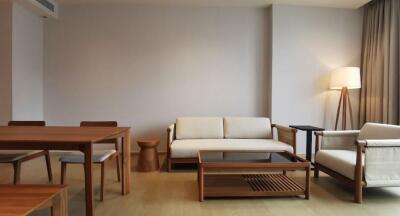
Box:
<box><xmin>59</xmin><ymin>121</ymin><xmax>120</xmax><ymax>201</ymax></box>
<box><xmin>0</xmin><ymin>121</ymin><xmax>53</xmax><ymax>184</ymax></box>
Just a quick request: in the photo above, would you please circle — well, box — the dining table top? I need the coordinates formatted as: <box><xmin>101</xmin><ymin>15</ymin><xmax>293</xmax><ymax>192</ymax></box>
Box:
<box><xmin>0</xmin><ymin>126</ymin><xmax>130</xmax><ymax>143</ymax></box>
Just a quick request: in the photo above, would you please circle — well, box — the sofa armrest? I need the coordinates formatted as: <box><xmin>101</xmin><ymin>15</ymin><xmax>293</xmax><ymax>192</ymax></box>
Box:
<box><xmin>315</xmin><ymin>130</ymin><xmax>360</xmax><ymax>150</ymax></box>
<box><xmin>167</xmin><ymin>124</ymin><xmax>175</xmax><ymax>143</ymax></box>
<box><xmin>167</xmin><ymin>124</ymin><xmax>175</xmax><ymax>156</ymax></box>
<box><xmin>272</xmin><ymin>124</ymin><xmax>297</xmax><ymax>154</ymax></box>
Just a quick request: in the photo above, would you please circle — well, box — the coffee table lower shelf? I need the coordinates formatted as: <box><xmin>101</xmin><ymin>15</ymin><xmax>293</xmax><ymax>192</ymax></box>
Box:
<box><xmin>201</xmin><ymin>173</ymin><xmax>307</xmax><ymax>200</ymax></box>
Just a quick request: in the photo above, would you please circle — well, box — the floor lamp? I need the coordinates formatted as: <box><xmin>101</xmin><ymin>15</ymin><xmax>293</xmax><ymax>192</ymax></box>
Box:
<box><xmin>330</xmin><ymin>67</ymin><xmax>361</xmax><ymax>130</ymax></box>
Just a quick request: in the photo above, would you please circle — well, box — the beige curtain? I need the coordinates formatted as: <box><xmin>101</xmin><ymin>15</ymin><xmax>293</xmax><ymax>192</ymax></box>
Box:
<box><xmin>359</xmin><ymin>0</ymin><xmax>400</xmax><ymax>126</ymax></box>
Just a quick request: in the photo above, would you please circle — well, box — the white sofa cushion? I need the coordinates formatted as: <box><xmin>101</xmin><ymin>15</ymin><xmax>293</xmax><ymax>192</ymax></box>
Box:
<box><xmin>316</xmin><ymin>150</ymin><xmax>364</xmax><ymax>180</ymax></box>
<box><xmin>358</xmin><ymin>123</ymin><xmax>400</xmax><ymax>140</ymax></box>
<box><xmin>224</xmin><ymin>117</ymin><xmax>272</xmax><ymax>139</ymax></box>
<box><xmin>170</xmin><ymin>139</ymin><xmax>293</xmax><ymax>158</ymax></box>
<box><xmin>176</xmin><ymin>117</ymin><xmax>223</xmax><ymax>139</ymax></box>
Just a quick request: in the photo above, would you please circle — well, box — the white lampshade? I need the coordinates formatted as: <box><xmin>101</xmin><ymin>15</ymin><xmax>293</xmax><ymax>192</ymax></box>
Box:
<box><xmin>330</xmin><ymin>67</ymin><xmax>361</xmax><ymax>90</ymax></box>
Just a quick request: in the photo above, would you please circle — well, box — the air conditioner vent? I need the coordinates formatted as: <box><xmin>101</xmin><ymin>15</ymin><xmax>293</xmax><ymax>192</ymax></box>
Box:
<box><xmin>16</xmin><ymin>0</ymin><xmax>58</xmax><ymax>19</ymax></box>
<box><xmin>36</xmin><ymin>0</ymin><xmax>55</xmax><ymax>12</ymax></box>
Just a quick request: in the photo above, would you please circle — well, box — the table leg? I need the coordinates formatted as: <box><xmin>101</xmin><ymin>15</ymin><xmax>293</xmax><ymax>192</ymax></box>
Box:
<box><xmin>306</xmin><ymin>131</ymin><xmax>312</xmax><ymax>162</ymax></box>
<box><xmin>51</xmin><ymin>188</ymin><xmax>68</xmax><ymax>216</ymax></box>
<box><xmin>199</xmin><ymin>166</ymin><xmax>204</xmax><ymax>202</ymax></box>
<box><xmin>83</xmin><ymin>143</ymin><xmax>94</xmax><ymax>216</ymax></box>
<box><xmin>305</xmin><ymin>165</ymin><xmax>310</xmax><ymax>200</ymax></box>
<box><xmin>121</xmin><ymin>130</ymin><xmax>131</xmax><ymax>195</ymax></box>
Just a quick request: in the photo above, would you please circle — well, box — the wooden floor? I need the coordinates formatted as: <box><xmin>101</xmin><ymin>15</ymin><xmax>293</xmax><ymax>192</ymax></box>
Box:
<box><xmin>1</xmin><ymin>154</ymin><xmax>400</xmax><ymax>216</ymax></box>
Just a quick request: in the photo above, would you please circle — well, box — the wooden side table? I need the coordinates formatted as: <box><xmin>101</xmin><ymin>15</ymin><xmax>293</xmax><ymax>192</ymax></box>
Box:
<box><xmin>137</xmin><ymin>139</ymin><xmax>160</xmax><ymax>172</ymax></box>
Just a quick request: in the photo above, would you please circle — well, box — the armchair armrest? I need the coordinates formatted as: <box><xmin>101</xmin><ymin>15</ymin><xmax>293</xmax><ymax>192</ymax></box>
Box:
<box><xmin>358</xmin><ymin>138</ymin><xmax>400</xmax><ymax>187</ymax></box>
<box><xmin>272</xmin><ymin>124</ymin><xmax>297</xmax><ymax>154</ymax></box>
<box><xmin>357</xmin><ymin>139</ymin><xmax>400</xmax><ymax>147</ymax></box>
<box><xmin>315</xmin><ymin>130</ymin><xmax>360</xmax><ymax>150</ymax></box>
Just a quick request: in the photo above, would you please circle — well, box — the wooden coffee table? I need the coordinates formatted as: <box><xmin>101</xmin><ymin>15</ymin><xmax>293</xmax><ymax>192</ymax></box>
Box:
<box><xmin>197</xmin><ymin>150</ymin><xmax>310</xmax><ymax>201</ymax></box>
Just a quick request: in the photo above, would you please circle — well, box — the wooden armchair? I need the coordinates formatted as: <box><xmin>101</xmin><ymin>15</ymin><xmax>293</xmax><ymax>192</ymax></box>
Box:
<box><xmin>0</xmin><ymin>121</ymin><xmax>52</xmax><ymax>184</ymax></box>
<box><xmin>314</xmin><ymin>123</ymin><xmax>400</xmax><ymax>203</ymax></box>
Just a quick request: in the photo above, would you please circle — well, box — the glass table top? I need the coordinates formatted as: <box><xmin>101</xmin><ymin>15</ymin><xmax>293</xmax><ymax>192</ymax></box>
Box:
<box><xmin>199</xmin><ymin>150</ymin><xmax>305</xmax><ymax>164</ymax></box>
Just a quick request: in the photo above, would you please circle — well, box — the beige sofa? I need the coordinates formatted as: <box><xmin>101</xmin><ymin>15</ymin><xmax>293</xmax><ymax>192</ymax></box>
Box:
<box><xmin>314</xmin><ymin>123</ymin><xmax>400</xmax><ymax>203</ymax></box>
<box><xmin>166</xmin><ymin>117</ymin><xmax>297</xmax><ymax>171</ymax></box>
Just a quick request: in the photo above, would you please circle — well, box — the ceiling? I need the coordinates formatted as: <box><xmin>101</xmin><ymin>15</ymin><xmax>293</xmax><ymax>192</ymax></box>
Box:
<box><xmin>56</xmin><ymin>0</ymin><xmax>372</xmax><ymax>9</ymax></box>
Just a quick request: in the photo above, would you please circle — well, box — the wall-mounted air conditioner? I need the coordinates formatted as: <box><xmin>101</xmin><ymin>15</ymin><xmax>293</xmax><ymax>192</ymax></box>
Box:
<box><xmin>16</xmin><ymin>0</ymin><xmax>59</xmax><ymax>19</ymax></box>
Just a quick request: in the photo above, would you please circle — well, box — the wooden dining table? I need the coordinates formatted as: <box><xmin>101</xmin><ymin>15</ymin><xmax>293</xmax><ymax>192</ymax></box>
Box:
<box><xmin>0</xmin><ymin>126</ymin><xmax>131</xmax><ymax>216</ymax></box>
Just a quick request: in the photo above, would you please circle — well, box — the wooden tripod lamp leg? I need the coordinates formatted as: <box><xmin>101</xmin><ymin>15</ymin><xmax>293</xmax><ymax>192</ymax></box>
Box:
<box><xmin>335</xmin><ymin>87</ymin><xmax>353</xmax><ymax>130</ymax></box>
<box><xmin>342</xmin><ymin>87</ymin><xmax>348</xmax><ymax>130</ymax></box>
<box><xmin>347</xmin><ymin>90</ymin><xmax>354</xmax><ymax>130</ymax></box>
<box><xmin>335</xmin><ymin>88</ymin><xmax>345</xmax><ymax>130</ymax></box>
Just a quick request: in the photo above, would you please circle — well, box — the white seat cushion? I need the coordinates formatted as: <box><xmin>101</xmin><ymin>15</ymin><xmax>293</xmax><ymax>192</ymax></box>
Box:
<box><xmin>0</xmin><ymin>150</ymin><xmax>42</xmax><ymax>162</ymax></box>
<box><xmin>176</xmin><ymin>117</ymin><xmax>223</xmax><ymax>139</ymax></box>
<box><xmin>358</xmin><ymin>123</ymin><xmax>400</xmax><ymax>140</ymax></box>
<box><xmin>60</xmin><ymin>150</ymin><xmax>117</xmax><ymax>163</ymax></box>
<box><xmin>170</xmin><ymin>139</ymin><xmax>293</xmax><ymax>158</ymax></box>
<box><xmin>224</xmin><ymin>117</ymin><xmax>272</xmax><ymax>139</ymax></box>
<box><xmin>316</xmin><ymin>150</ymin><xmax>364</xmax><ymax>180</ymax></box>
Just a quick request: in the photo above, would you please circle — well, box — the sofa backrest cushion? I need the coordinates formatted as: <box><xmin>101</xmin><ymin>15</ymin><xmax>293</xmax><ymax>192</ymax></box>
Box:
<box><xmin>223</xmin><ymin>117</ymin><xmax>272</xmax><ymax>139</ymax></box>
<box><xmin>358</xmin><ymin>123</ymin><xmax>400</xmax><ymax>140</ymax></box>
<box><xmin>176</xmin><ymin>117</ymin><xmax>224</xmax><ymax>139</ymax></box>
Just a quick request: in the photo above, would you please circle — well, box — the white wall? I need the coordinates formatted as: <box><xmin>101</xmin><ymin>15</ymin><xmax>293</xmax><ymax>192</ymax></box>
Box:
<box><xmin>11</xmin><ymin>2</ymin><xmax>44</xmax><ymax>120</ymax></box>
<box><xmin>0</xmin><ymin>0</ymin><xmax>12</xmax><ymax>125</ymax></box>
<box><xmin>271</xmin><ymin>5</ymin><xmax>363</xmax><ymax>154</ymax></box>
<box><xmin>44</xmin><ymin>5</ymin><xmax>270</xmax><ymax>152</ymax></box>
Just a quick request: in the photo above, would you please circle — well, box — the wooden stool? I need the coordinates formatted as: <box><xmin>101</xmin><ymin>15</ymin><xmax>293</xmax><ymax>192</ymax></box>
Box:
<box><xmin>137</xmin><ymin>139</ymin><xmax>160</xmax><ymax>172</ymax></box>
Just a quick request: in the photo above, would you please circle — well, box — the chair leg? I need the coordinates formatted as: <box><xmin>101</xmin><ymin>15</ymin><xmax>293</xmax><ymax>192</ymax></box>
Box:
<box><xmin>45</xmin><ymin>150</ymin><xmax>53</xmax><ymax>182</ymax></box>
<box><xmin>100</xmin><ymin>162</ymin><xmax>105</xmax><ymax>202</ymax></box>
<box><xmin>354</xmin><ymin>182</ymin><xmax>363</xmax><ymax>203</ymax></box>
<box><xmin>13</xmin><ymin>161</ymin><xmax>21</xmax><ymax>184</ymax></box>
<box><xmin>116</xmin><ymin>155</ymin><xmax>121</xmax><ymax>182</ymax></box>
<box><xmin>61</xmin><ymin>162</ymin><xmax>67</xmax><ymax>184</ymax></box>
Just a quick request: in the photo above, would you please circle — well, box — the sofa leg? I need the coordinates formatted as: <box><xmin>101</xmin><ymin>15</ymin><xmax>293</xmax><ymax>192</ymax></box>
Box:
<box><xmin>167</xmin><ymin>159</ymin><xmax>172</xmax><ymax>172</ymax></box>
<box><xmin>314</xmin><ymin>166</ymin><xmax>319</xmax><ymax>178</ymax></box>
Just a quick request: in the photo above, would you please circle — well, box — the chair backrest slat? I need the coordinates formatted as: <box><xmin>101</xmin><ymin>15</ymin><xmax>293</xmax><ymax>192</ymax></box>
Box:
<box><xmin>8</xmin><ymin>121</ymin><xmax>46</xmax><ymax>126</ymax></box>
<box><xmin>80</xmin><ymin>121</ymin><xmax>117</xmax><ymax>127</ymax></box>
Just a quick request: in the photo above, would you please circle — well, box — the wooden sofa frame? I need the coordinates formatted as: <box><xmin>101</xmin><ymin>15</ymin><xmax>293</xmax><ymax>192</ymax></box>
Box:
<box><xmin>166</xmin><ymin>123</ymin><xmax>297</xmax><ymax>172</ymax></box>
<box><xmin>313</xmin><ymin>131</ymin><xmax>365</xmax><ymax>203</ymax></box>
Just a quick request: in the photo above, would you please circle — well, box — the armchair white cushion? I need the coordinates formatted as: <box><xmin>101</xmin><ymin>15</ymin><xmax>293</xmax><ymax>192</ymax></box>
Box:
<box><xmin>316</xmin><ymin>150</ymin><xmax>364</xmax><ymax>180</ymax></box>
<box><xmin>358</xmin><ymin>123</ymin><xmax>400</xmax><ymax>140</ymax></box>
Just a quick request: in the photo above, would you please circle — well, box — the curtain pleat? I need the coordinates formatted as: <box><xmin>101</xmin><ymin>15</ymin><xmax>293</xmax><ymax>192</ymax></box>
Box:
<box><xmin>359</xmin><ymin>0</ymin><xmax>400</xmax><ymax>126</ymax></box>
